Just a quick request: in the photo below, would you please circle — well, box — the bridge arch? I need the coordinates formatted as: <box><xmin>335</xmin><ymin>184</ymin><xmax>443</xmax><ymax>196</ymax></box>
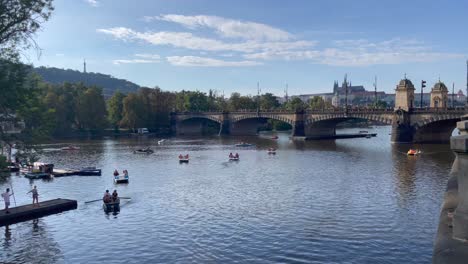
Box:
<box><xmin>230</xmin><ymin>114</ymin><xmax>294</xmax><ymax>136</ymax></box>
<box><xmin>412</xmin><ymin>114</ymin><xmax>461</xmax><ymax>143</ymax></box>
<box><xmin>176</xmin><ymin>116</ymin><xmax>222</xmax><ymax>135</ymax></box>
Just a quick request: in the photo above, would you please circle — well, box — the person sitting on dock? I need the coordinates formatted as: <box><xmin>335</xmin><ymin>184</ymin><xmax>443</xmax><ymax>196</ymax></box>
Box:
<box><xmin>113</xmin><ymin>169</ymin><xmax>119</xmax><ymax>176</ymax></box>
<box><xmin>112</xmin><ymin>190</ymin><xmax>119</xmax><ymax>202</ymax></box>
<box><xmin>27</xmin><ymin>185</ymin><xmax>39</xmax><ymax>206</ymax></box>
<box><xmin>1</xmin><ymin>188</ymin><xmax>14</xmax><ymax>213</ymax></box>
<box><xmin>103</xmin><ymin>190</ymin><xmax>112</xmax><ymax>204</ymax></box>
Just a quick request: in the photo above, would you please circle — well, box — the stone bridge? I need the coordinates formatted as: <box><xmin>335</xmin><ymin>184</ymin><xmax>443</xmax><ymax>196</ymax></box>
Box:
<box><xmin>170</xmin><ymin>107</ymin><xmax>468</xmax><ymax>143</ymax></box>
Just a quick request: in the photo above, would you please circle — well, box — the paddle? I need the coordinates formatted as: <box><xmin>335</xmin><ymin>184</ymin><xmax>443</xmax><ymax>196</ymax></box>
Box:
<box><xmin>84</xmin><ymin>199</ymin><xmax>102</xmax><ymax>204</ymax></box>
<box><xmin>10</xmin><ymin>183</ymin><xmax>16</xmax><ymax>206</ymax></box>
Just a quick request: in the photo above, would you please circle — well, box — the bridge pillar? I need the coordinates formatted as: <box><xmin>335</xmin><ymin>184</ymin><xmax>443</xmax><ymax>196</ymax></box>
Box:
<box><xmin>218</xmin><ymin>111</ymin><xmax>231</xmax><ymax>135</ymax></box>
<box><xmin>391</xmin><ymin>109</ymin><xmax>414</xmax><ymax>143</ymax></box>
<box><xmin>292</xmin><ymin>110</ymin><xmax>305</xmax><ymax>138</ymax></box>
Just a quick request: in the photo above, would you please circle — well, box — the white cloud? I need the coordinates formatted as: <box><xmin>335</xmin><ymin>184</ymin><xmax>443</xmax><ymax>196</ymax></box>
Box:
<box><xmin>152</xmin><ymin>14</ymin><xmax>291</xmax><ymax>41</ymax></box>
<box><xmin>167</xmin><ymin>56</ymin><xmax>261</xmax><ymax>67</ymax></box>
<box><xmin>97</xmin><ymin>27</ymin><xmax>136</xmax><ymax>40</ymax></box>
<box><xmin>113</xmin><ymin>59</ymin><xmax>159</xmax><ymax>65</ymax></box>
<box><xmin>97</xmin><ymin>16</ymin><xmax>463</xmax><ymax>67</ymax></box>
<box><xmin>134</xmin><ymin>53</ymin><xmax>161</xmax><ymax>60</ymax></box>
<box><xmin>84</xmin><ymin>0</ymin><xmax>99</xmax><ymax>7</ymax></box>
<box><xmin>97</xmin><ymin>27</ymin><xmax>315</xmax><ymax>53</ymax></box>
<box><xmin>244</xmin><ymin>38</ymin><xmax>464</xmax><ymax>66</ymax></box>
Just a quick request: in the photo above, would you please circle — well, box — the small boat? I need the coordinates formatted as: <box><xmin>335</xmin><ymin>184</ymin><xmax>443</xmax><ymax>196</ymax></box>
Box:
<box><xmin>24</xmin><ymin>172</ymin><xmax>50</xmax><ymax>179</ymax></box>
<box><xmin>134</xmin><ymin>148</ymin><xmax>154</xmax><ymax>154</ymax></box>
<box><xmin>78</xmin><ymin>167</ymin><xmax>102</xmax><ymax>176</ymax></box>
<box><xmin>271</xmin><ymin>136</ymin><xmax>279</xmax><ymax>139</ymax></box>
<box><xmin>407</xmin><ymin>149</ymin><xmax>422</xmax><ymax>156</ymax></box>
<box><xmin>158</xmin><ymin>139</ymin><xmax>166</xmax><ymax>145</ymax></box>
<box><xmin>114</xmin><ymin>174</ymin><xmax>129</xmax><ymax>183</ymax></box>
<box><xmin>7</xmin><ymin>165</ymin><xmax>19</xmax><ymax>172</ymax></box>
<box><xmin>179</xmin><ymin>154</ymin><xmax>190</xmax><ymax>163</ymax></box>
<box><xmin>235</xmin><ymin>142</ymin><xmax>255</xmax><ymax>147</ymax></box>
<box><xmin>229</xmin><ymin>153</ymin><xmax>240</xmax><ymax>161</ymax></box>
<box><xmin>61</xmin><ymin>146</ymin><xmax>80</xmax><ymax>151</ymax></box>
<box><xmin>267</xmin><ymin>148</ymin><xmax>276</xmax><ymax>155</ymax></box>
<box><xmin>103</xmin><ymin>199</ymin><xmax>120</xmax><ymax>212</ymax></box>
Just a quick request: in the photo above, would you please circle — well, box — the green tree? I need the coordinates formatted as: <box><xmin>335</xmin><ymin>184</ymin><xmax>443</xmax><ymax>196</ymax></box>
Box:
<box><xmin>284</xmin><ymin>97</ymin><xmax>307</xmax><ymax>111</ymax></box>
<box><xmin>260</xmin><ymin>93</ymin><xmax>280</xmax><ymax>110</ymax></box>
<box><xmin>0</xmin><ymin>0</ymin><xmax>54</xmax><ymax>60</ymax></box>
<box><xmin>308</xmin><ymin>96</ymin><xmax>331</xmax><ymax>110</ymax></box>
<box><xmin>228</xmin><ymin>92</ymin><xmax>256</xmax><ymax>111</ymax></box>
<box><xmin>107</xmin><ymin>91</ymin><xmax>126</xmax><ymax>129</ymax></box>
<box><xmin>75</xmin><ymin>86</ymin><xmax>107</xmax><ymax>131</ymax></box>
<box><xmin>120</xmin><ymin>93</ymin><xmax>145</xmax><ymax>130</ymax></box>
<box><xmin>372</xmin><ymin>100</ymin><xmax>388</xmax><ymax>109</ymax></box>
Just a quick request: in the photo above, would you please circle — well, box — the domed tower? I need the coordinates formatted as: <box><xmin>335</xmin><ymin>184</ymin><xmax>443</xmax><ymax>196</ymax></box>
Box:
<box><xmin>395</xmin><ymin>78</ymin><xmax>415</xmax><ymax>111</ymax></box>
<box><xmin>430</xmin><ymin>81</ymin><xmax>448</xmax><ymax>108</ymax></box>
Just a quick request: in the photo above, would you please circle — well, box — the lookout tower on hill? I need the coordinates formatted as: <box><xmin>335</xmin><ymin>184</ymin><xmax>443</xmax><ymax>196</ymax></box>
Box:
<box><xmin>395</xmin><ymin>78</ymin><xmax>415</xmax><ymax>111</ymax></box>
<box><xmin>430</xmin><ymin>81</ymin><xmax>448</xmax><ymax>108</ymax></box>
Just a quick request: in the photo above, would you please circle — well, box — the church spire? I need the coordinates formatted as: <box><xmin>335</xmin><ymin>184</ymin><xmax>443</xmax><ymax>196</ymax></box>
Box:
<box><xmin>83</xmin><ymin>59</ymin><xmax>87</xmax><ymax>73</ymax></box>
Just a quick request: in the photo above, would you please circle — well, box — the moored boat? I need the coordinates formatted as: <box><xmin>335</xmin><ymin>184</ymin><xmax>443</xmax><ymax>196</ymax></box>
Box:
<box><xmin>134</xmin><ymin>148</ymin><xmax>153</xmax><ymax>154</ymax></box>
<box><xmin>235</xmin><ymin>142</ymin><xmax>254</xmax><ymax>147</ymax></box>
<box><xmin>61</xmin><ymin>146</ymin><xmax>80</xmax><ymax>151</ymax></box>
<box><xmin>267</xmin><ymin>148</ymin><xmax>276</xmax><ymax>155</ymax></box>
<box><xmin>24</xmin><ymin>172</ymin><xmax>50</xmax><ymax>179</ymax></box>
<box><xmin>78</xmin><ymin>167</ymin><xmax>102</xmax><ymax>176</ymax></box>
<box><xmin>229</xmin><ymin>157</ymin><xmax>239</xmax><ymax>161</ymax></box>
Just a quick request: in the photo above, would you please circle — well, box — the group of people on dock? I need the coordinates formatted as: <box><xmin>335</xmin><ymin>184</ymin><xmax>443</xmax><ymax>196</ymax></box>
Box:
<box><xmin>229</xmin><ymin>153</ymin><xmax>240</xmax><ymax>159</ymax></box>
<box><xmin>103</xmin><ymin>189</ymin><xmax>119</xmax><ymax>204</ymax></box>
<box><xmin>2</xmin><ymin>185</ymin><xmax>39</xmax><ymax>213</ymax></box>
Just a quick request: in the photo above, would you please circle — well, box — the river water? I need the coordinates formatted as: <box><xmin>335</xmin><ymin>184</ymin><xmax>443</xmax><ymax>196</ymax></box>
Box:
<box><xmin>0</xmin><ymin>126</ymin><xmax>455</xmax><ymax>263</ymax></box>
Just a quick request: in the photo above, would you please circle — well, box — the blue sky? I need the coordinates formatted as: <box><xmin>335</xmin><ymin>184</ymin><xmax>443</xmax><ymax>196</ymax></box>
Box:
<box><xmin>24</xmin><ymin>0</ymin><xmax>468</xmax><ymax>96</ymax></box>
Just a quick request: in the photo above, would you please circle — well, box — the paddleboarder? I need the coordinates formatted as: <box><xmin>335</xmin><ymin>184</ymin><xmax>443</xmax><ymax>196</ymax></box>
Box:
<box><xmin>1</xmin><ymin>188</ymin><xmax>14</xmax><ymax>213</ymax></box>
<box><xmin>27</xmin><ymin>185</ymin><xmax>39</xmax><ymax>206</ymax></box>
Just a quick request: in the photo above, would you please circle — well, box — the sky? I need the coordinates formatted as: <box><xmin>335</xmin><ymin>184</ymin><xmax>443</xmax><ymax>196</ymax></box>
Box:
<box><xmin>23</xmin><ymin>0</ymin><xmax>468</xmax><ymax>96</ymax></box>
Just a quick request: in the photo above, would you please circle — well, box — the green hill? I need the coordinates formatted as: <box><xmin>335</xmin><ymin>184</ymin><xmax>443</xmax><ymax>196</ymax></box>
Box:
<box><xmin>34</xmin><ymin>66</ymin><xmax>141</xmax><ymax>97</ymax></box>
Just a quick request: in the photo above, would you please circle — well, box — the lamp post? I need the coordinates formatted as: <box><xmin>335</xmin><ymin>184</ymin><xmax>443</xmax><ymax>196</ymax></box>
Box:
<box><xmin>421</xmin><ymin>80</ymin><xmax>426</xmax><ymax>108</ymax></box>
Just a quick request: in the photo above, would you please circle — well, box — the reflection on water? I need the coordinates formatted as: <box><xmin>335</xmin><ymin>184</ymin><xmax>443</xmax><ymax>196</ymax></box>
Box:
<box><xmin>1</xmin><ymin>219</ymin><xmax>63</xmax><ymax>263</ymax></box>
<box><xmin>0</xmin><ymin>126</ymin><xmax>455</xmax><ymax>263</ymax></box>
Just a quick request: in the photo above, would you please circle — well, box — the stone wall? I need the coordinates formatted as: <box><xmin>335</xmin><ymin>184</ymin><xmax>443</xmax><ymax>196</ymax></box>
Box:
<box><xmin>433</xmin><ymin>114</ymin><xmax>468</xmax><ymax>263</ymax></box>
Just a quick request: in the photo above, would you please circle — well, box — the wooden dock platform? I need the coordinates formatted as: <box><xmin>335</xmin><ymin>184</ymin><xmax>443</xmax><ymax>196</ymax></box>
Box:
<box><xmin>0</xmin><ymin>198</ymin><xmax>77</xmax><ymax>226</ymax></box>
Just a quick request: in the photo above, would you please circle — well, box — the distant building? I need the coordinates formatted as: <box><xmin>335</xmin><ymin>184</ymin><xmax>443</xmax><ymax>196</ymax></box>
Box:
<box><xmin>279</xmin><ymin>76</ymin><xmax>467</xmax><ymax>108</ymax></box>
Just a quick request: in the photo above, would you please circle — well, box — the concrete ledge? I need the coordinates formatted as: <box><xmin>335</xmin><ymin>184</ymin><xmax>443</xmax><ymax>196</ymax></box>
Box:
<box><xmin>433</xmin><ymin>175</ymin><xmax>468</xmax><ymax>263</ymax></box>
<box><xmin>0</xmin><ymin>198</ymin><xmax>77</xmax><ymax>226</ymax></box>
<box><xmin>451</xmin><ymin>135</ymin><xmax>468</xmax><ymax>153</ymax></box>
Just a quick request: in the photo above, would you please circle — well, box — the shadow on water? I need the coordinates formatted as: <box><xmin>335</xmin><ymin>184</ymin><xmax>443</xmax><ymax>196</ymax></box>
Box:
<box><xmin>1</xmin><ymin>219</ymin><xmax>63</xmax><ymax>263</ymax></box>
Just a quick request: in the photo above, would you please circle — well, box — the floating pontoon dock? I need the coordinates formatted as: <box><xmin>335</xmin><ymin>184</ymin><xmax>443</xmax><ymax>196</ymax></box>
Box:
<box><xmin>0</xmin><ymin>198</ymin><xmax>77</xmax><ymax>226</ymax></box>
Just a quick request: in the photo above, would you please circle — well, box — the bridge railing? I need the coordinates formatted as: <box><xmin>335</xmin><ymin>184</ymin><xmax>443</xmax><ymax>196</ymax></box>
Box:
<box><xmin>411</xmin><ymin>106</ymin><xmax>468</xmax><ymax>113</ymax></box>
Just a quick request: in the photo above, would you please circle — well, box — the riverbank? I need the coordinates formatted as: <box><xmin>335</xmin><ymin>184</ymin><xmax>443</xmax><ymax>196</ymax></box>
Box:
<box><xmin>433</xmin><ymin>175</ymin><xmax>468</xmax><ymax>263</ymax></box>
